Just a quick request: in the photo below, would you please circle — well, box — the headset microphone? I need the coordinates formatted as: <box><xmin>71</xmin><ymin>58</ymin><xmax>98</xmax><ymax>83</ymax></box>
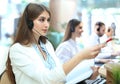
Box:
<box><xmin>33</xmin><ymin>28</ymin><xmax>48</xmax><ymax>39</ymax></box>
<box><xmin>33</xmin><ymin>28</ymin><xmax>42</xmax><ymax>36</ymax></box>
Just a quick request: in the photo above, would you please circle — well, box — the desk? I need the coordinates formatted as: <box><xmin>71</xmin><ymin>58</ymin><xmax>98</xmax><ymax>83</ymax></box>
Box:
<box><xmin>98</xmin><ymin>65</ymin><xmax>106</xmax><ymax>78</ymax></box>
<box><xmin>104</xmin><ymin>63</ymin><xmax>114</xmax><ymax>84</ymax></box>
<box><xmin>98</xmin><ymin>58</ymin><xmax>120</xmax><ymax>77</ymax></box>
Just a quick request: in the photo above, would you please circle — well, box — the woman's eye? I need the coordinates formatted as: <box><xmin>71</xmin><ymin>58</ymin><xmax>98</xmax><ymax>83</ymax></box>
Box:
<box><xmin>47</xmin><ymin>18</ymin><xmax>50</xmax><ymax>22</ymax></box>
<box><xmin>39</xmin><ymin>18</ymin><xmax>45</xmax><ymax>22</ymax></box>
<box><xmin>79</xmin><ymin>26</ymin><xmax>83</xmax><ymax>29</ymax></box>
<box><xmin>39</xmin><ymin>17</ymin><xmax>50</xmax><ymax>23</ymax></box>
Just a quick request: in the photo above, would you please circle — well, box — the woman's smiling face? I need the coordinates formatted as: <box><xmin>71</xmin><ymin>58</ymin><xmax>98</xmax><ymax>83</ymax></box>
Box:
<box><xmin>74</xmin><ymin>22</ymin><xmax>83</xmax><ymax>37</ymax></box>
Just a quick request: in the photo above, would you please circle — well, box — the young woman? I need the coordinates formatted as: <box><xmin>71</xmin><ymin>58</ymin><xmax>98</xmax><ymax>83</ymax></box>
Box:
<box><xmin>55</xmin><ymin>19</ymin><xmax>84</xmax><ymax>63</ymax></box>
<box><xmin>6</xmin><ymin>3</ymin><xmax>104</xmax><ymax>84</ymax></box>
<box><xmin>55</xmin><ymin>19</ymin><xmax>100</xmax><ymax>83</ymax></box>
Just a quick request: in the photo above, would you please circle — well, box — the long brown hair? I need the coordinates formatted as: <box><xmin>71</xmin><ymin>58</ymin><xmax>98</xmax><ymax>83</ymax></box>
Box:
<box><xmin>14</xmin><ymin>3</ymin><xmax>51</xmax><ymax>45</ymax></box>
<box><xmin>6</xmin><ymin>3</ymin><xmax>51</xmax><ymax>84</ymax></box>
<box><xmin>6</xmin><ymin>53</ymin><xmax>16</xmax><ymax>84</ymax></box>
<box><xmin>62</xmin><ymin>19</ymin><xmax>81</xmax><ymax>42</ymax></box>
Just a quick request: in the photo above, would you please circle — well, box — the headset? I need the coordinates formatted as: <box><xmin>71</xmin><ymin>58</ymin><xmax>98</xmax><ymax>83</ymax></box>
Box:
<box><xmin>25</xmin><ymin>3</ymin><xmax>34</xmax><ymax>30</ymax></box>
<box><xmin>70</xmin><ymin>20</ymin><xmax>75</xmax><ymax>32</ymax></box>
<box><xmin>96</xmin><ymin>22</ymin><xmax>101</xmax><ymax>31</ymax></box>
<box><xmin>25</xmin><ymin>3</ymin><xmax>48</xmax><ymax>41</ymax></box>
<box><xmin>95</xmin><ymin>22</ymin><xmax>104</xmax><ymax>32</ymax></box>
<box><xmin>97</xmin><ymin>27</ymin><xmax>100</xmax><ymax>31</ymax></box>
<box><xmin>107</xmin><ymin>28</ymin><xmax>111</xmax><ymax>32</ymax></box>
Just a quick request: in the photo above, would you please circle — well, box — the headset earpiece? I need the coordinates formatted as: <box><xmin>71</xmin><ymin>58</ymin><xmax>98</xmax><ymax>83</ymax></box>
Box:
<box><xmin>27</xmin><ymin>19</ymin><xmax>34</xmax><ymax>30</ymax></box>
<box><xmin>96</xmin><ymin>22</ymin><xmax>102</xmax><ymax>32</ymax></box>
<box><xmin>70</xmin><ymin>20</ymin><xmax>75</xmax><ymax>32</ymax></box>
<box><xmin>25</xmin><ymin>4</ymin><xmax>34</xmax><ymax>30</ymax></box>
<box><xmin>97</xmin><ymin>27</ymin><xmax>100</xmax><ymax>31</ymax></box>
<box><xmin>70</xmin><ymin>26</ymin><xmax>74</xmax><ymax>32</ymax></box>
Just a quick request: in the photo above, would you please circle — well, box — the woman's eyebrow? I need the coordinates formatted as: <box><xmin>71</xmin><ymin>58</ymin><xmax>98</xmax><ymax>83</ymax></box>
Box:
<box><xmin>38</xmin><ymin>15</ymin><xmax>50</xmax><ymax>19</ymax></box>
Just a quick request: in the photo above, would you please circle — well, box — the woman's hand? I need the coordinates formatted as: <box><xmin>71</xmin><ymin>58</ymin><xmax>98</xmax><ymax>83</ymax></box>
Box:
<box><xmin>63</xmin><ymin>43</ymin><xmax>105</xmax><ymax>75</ymax></box>
<box><xmin>78</xmin><ymin>43</ymin><xmax>105</xmax><ymax>60</ymax></box>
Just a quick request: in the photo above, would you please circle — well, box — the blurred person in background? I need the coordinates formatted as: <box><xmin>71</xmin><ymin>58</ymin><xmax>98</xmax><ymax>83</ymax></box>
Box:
<box><xmin>84</xmin><ymin>21</ymin><xmax>118</xmax><ymax>65</ymax></box>
<box><xmin>106</xmin><ymin>26</ymin><xmax>115</xmax><ymax>37</ymax></box>
<box><xmin>55</xmin><ymin>19</ymin><xmax>84</xmax><ymax>63</ymax></box>
<box><xmin>100</xmin><ymin>26</ymin><xmax>115</xmax><ymax>43</ymax></box>
<box><xmin>3</xmin><ymin>3</ymin><xmax>104</xmax><ymax>84</ymax></box>
<box><xmin>111</xmin><ymin>22</ymin><xmax>116</xmax><ymax>36</ymax></box>
<box><xmin>55</xmin><ymin>19</ymin><xmax>100</xmax><ymax>83</ymax></box>
<box><xmin>100</xmin><ymin>25</ymin><xmax>120</xmax><ymax>58</ymax></box>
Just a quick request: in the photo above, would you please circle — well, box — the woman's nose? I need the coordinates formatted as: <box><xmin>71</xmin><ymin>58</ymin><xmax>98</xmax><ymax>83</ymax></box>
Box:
<box><xmin>44</xmin><ymin>21</ymin><xmax>50</xmax><ymax>28</ymax></box>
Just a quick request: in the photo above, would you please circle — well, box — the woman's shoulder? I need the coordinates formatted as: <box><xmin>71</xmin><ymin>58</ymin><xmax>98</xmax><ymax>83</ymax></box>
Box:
<box><xmin>10</xmin><ymin>43</ymin><xmax>30</xmax><ymax>51</ymax></box>
<box><xmin>56</xmin><ymin>40</ymin><xmax>71</xmax><ymax>50</ymax></box>
<box><xmin>10</xmin><ymin>43</ymin><xmax>21</xmax><ymax>48</ymax></box>
<box><xmin>59</xmin><ymin>40</ymin><xmax>71</xmax><ymax>46</ymax></box>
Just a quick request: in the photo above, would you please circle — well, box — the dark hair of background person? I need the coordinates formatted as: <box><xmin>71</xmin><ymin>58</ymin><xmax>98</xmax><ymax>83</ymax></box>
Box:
<box><xmin>95</xmin><ymin>21</ymin><xmax>105</xmax><ymax>32</ymax></box>
<box><xmin>6</xmin><ymin>3</ymin><xmax>51</xmax><ymax>84</ymax></box>
<box><xmin>62</xmin><ymin>19</ymin><xmax>81</xmax><ymax>42</ymax></box>
<box><xmin>107</xmin><ymin>27</ymin><xmax>111</xmax><ymax>32</ymax></box>
<box><xmin>111</xmin><ymin>22</ymin><xmax>116</xmax><ymax>36</ymax></box>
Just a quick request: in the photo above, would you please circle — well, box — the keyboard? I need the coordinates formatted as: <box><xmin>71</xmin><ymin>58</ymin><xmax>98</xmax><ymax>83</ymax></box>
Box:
<box><xmin>85</xmin><ymin>77</ymin><xmax>106</xmax><ymax>84</ymax></box>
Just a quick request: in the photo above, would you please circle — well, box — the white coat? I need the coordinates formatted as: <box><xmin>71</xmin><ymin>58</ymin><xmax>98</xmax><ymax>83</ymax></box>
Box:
<box><xmin>9</xmin><ymin>40</ymin><xmax>66</xmax><ymax>84</ymax></box>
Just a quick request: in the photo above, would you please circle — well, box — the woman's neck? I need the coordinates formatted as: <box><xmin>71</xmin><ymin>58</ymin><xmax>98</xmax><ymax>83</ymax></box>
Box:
<box><xmin>71</xmin><ymin>34</ymin><xmax>76</xmax><ymax>41</ymax></box>
<box><xmin>33</xmin><ymin>33</ymin><xmax>41</xmax><ymax>44</ymax></box>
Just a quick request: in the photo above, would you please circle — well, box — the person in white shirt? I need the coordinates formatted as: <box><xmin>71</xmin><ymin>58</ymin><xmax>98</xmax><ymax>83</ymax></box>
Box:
<box><xmin>85</xmin><ymin>21</ymin><xmax>117</xmax><ymax>64</ymax></box>
<box><xmin>4</xmin><ymin>3</ymin><xmax>105</xmax><ymax>84</ymax></box>
<box><xmin>55</xmin><ymin>19</ymin><xmax>84</xmax><ymax>63</ymax></box>
<box><xmin>55</xmin><ymin>19</ymin><xmax>100</xmax><ymax>83</ymax></box>
<box><xmin>100</xmin><ymin>26</ymin><xmax>119</xmax><ymax>59</ymax></box>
